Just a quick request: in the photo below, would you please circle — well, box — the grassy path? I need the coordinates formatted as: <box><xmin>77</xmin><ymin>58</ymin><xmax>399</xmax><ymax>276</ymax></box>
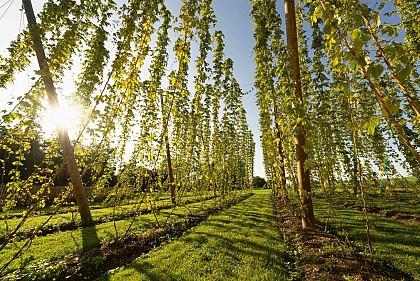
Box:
<box><xmin>97</xmin><ymin>190</ymin><xmax>300</xmax><ymax>281</ymax></box>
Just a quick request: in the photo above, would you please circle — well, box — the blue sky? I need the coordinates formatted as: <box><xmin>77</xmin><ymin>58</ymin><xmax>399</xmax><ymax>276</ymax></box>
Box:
<box><xmin>206</xmin><ymin>1</ymin><xmax>288</xmax><ymax>177</ymax></box>
<box><xmin>161</xmin><ymin>0</ymin><xmax>408</xmax><ymax>178</ymax></box>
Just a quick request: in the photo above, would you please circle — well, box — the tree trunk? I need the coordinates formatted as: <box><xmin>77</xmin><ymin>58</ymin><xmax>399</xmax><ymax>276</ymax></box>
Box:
<box><xmin>23</xmin><ymin>0</ymin><xmax>93</xmax><ymax>225</ymax></box>
<box><xmin>284</xmin><ymin>0</ymin><xmax>315</xmax><ymax>228</ymax></box>
<box><xmin>165</xmin><ymin>135</ymin><xmax>176</xmax><ymax>205</ymax></box>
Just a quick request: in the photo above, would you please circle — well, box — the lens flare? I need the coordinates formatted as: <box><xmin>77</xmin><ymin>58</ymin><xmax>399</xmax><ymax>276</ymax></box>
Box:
<box><xmin>41</xmin><ymin>99</ymin><xmax>81</xmax><ymax>135</ymax></box>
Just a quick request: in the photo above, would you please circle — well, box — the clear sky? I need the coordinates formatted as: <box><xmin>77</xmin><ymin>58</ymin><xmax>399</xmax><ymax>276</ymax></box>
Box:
<box><xmin>0</xmin><ymin>0</ymin><xmax>268</xmax><ymax>177</ymax></box>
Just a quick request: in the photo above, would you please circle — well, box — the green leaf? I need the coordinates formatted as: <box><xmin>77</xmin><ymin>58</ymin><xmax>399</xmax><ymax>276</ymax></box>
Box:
<box><xmin>314</xmin><ymin>6</ymin><xmax>323</xmax><ymax>19</ymax></box>
<box><xmin>350</xmin><ymin>29</ymin><xmax>361</xmax><ymax>42</ymax></box>
<box><xmin>310</xmin><ymin>14</ymin><xmax>317</xmax><ymax>25</ymax></box>
<box><xmin>304</xmin><ymin>159</ymin><xmax>316</xmax><ymax>169</ymax></box>
<box><xmin>367</xmin><ymin>63</ymin><xmax>384</xmax><ymax>79</ymax></box>
<box><xmin>363</xmin><ymin>117</ymin><xmax>381</xmax><ymax>135</ymax></box>
<box><xmin>383</xmin><ymin>96</ymin><xmax>400</xmax><ymax>116</ymax></box>
<box><xmin>373</xmin><ymin>13</ymin><xmax>381</xmax><ymax>28</ymax></box>
<box><xmin>12</xmin><ymin>161</ymin><xmax>23</xmax><ymax>167</ymax></box>
<box><xmin>348</xmin><ymin>58</ymin><xmax>358</xmax><ymax>71</ymax></box>
<box><xmin>358</xmin><ymin>55</ymin><xmax>368</xmax><ymax>67</ymax></box>
<box><xmin>399</xmin><ymin>56</ymin><xmax>408</xmax><ymax>64</ymax></box>
<box><xmin>346</xmin><ymin>122</ymin><xmax>356</xmax><ymax>131</ymax></box>
<box><xmin>325</xmin><ymin>34</ymin><xmax>336</xmax><ymax>48</ymax></box>
<box><xmin>323</xmin><ymin>21</ymin><xmax>332</xmax><ymax>35</ymax></box>
<box><xmin>342</xmin><ymin>83</ymin><xmax>350</xmax><ymax>94</ymax></box>
<box><xmin>397</xmin><ymin>65</ymin><xmax>411</xmax><ymax>82</ymax></box>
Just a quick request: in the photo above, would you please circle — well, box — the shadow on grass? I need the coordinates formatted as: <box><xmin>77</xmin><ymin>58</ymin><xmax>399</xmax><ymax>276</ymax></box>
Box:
<box><xmin>102</xmin><ymin>193</ymin><xmax>300</xmax><ymax>281</ymax></box>
<box><xmin>82</xmin><ymin>225</ymin><xmax>100</xmax><ymax>252</ymax></box>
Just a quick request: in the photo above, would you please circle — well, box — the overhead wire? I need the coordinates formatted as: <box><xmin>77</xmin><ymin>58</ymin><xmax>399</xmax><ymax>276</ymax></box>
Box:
<box><xmin>0</xmin><ymin>0</ymin><xmax>14</xmax><ymax>22</ymax></box>
<box><xmin>0</xmin><ymin>0</ymin><xmax>13</xmax><ymax>10</ymax></box>
<box><xmin>18</xmin><ymin>2</ymin><xmax>23</xmax><ymax>31</ymax></box>
<box><xmin>9</xmin><ymin>3</ymin><xmax>25</xmax><ymax>98</ymax></box>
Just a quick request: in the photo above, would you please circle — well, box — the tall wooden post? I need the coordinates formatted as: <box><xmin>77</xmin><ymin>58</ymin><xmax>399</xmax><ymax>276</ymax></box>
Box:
<box><xmin>22</xmin><ymin>0</ymin><xmax>93</xmax><ymax>225</ymax></box>
<box><xmin>160</xmin><ymin>93</ymin><xmax>176</xmax><ymax>205</ymax></box>
<box><xmin>284</xmin><ymin>0</ymin><xmax>315</xmax><ymax>228</ymax></box>
<box><xmin>165</xmin><ymin>135</ymin><xmax>176</xmax><ymax>205</ymax></box>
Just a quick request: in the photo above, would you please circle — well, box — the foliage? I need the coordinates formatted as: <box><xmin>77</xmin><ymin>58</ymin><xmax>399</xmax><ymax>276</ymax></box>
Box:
<box><xmin>252</xmin><ymin>176</ymin><xmax>267</xmax><ymax>189</ymax></box>
<box><xmin>0</xmin><ymin>0</ymin><xmax>418</xmax><ymax>276</ymax></box>
<box><xmin>0</xmin><ymin>0</ymin><xmax>256</xmax><ymax>273</ymax></box>
<box><xmin>4</xmin><ymin>259</ymin><xmax>66</xmax><ymax>281</ymax></box>
<box><xmin>250</xmin><ymin>0</ymin><xmax>419</xmax><ymax>265</ymax></box>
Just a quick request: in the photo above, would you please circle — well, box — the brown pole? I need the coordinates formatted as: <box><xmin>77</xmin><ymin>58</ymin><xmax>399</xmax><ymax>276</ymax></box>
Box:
<box><xmin>165</xmin><ymin>135</ymin><xmax>176</xmax><ymax>205</ymax></box>
<box><xmin>22</xmin><ymin>0</ymin><xmax>93</xmax><ymax>225</ymax></box>
<box><xmin>284</xmin><ymin>0</ymin><xmax>315</xmax><ymax>228</ymax></box>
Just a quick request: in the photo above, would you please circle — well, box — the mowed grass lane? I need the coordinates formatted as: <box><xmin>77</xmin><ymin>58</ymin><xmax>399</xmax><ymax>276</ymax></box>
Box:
<box><xmin>98</xmin><ymin>190</ymin><xmax>300</xmax><ymax>281</ymax></box>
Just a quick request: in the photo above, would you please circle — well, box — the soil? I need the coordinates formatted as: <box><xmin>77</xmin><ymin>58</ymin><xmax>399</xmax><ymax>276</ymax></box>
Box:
<box><xmin>272</xmin><ymin>196</ymin><xmax>414</xmax><ymax>281</ymax></box>
<box><xmin>57</xmin><ymin>217</ymin><xmax>208</xmax><ymax>281</ymax></box>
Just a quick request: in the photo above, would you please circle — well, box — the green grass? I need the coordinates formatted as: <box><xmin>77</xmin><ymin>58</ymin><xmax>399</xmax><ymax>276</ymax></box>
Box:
<box><xmin>313</xmin><ymin>182</ymin><xmax>420</xmax><ymax>216</ymax></box>
<box><xmin>0</xmin><ymin>194</ymin><xmax>235</xmax><ymax>276</ymax></box>
<box><xmin>366</xmin><ymin>194</ymin><xmax>420</xmax><ymax>215</ymax></box>
<box><xmin>0</xmin><ymin>192</ymin><xmax>213</xmax><ymax>237</ymax></box>
<box><xmin>321</xmin><ymin>192</ymin><xmax>420</xmax><ymax>215</ymax></box>
<box><xmin>97</xmin><ymin>190</ymin><xmax>301</xmax><ymax>281</ymax></box>
<box><xmin>314</xmin><ymin>199</ymin><xmax>420</xmax><ymax>280</ymax></box>
<box><xmin>1</xmin><ymin>190</ymin><xmax>206</xmax><ymax>218</ymax></box>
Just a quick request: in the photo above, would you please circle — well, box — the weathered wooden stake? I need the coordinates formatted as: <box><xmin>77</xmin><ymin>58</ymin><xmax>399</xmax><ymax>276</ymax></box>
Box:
<box><xmin>284</xmin><ymin>0</ymin><xmax>315</xmax><ymax>228</ymax></box>
<box><xmin>23</xmin><ymin>0</ymin><xmax>93</xmax><ymax>225</ymax></box>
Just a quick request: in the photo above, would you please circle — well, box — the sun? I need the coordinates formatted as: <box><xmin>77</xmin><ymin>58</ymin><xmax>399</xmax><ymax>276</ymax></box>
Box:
<box><xmin>41</xmin><ymin>99</ymin><xmax>82</xmax><ymax>136</ymax></box>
